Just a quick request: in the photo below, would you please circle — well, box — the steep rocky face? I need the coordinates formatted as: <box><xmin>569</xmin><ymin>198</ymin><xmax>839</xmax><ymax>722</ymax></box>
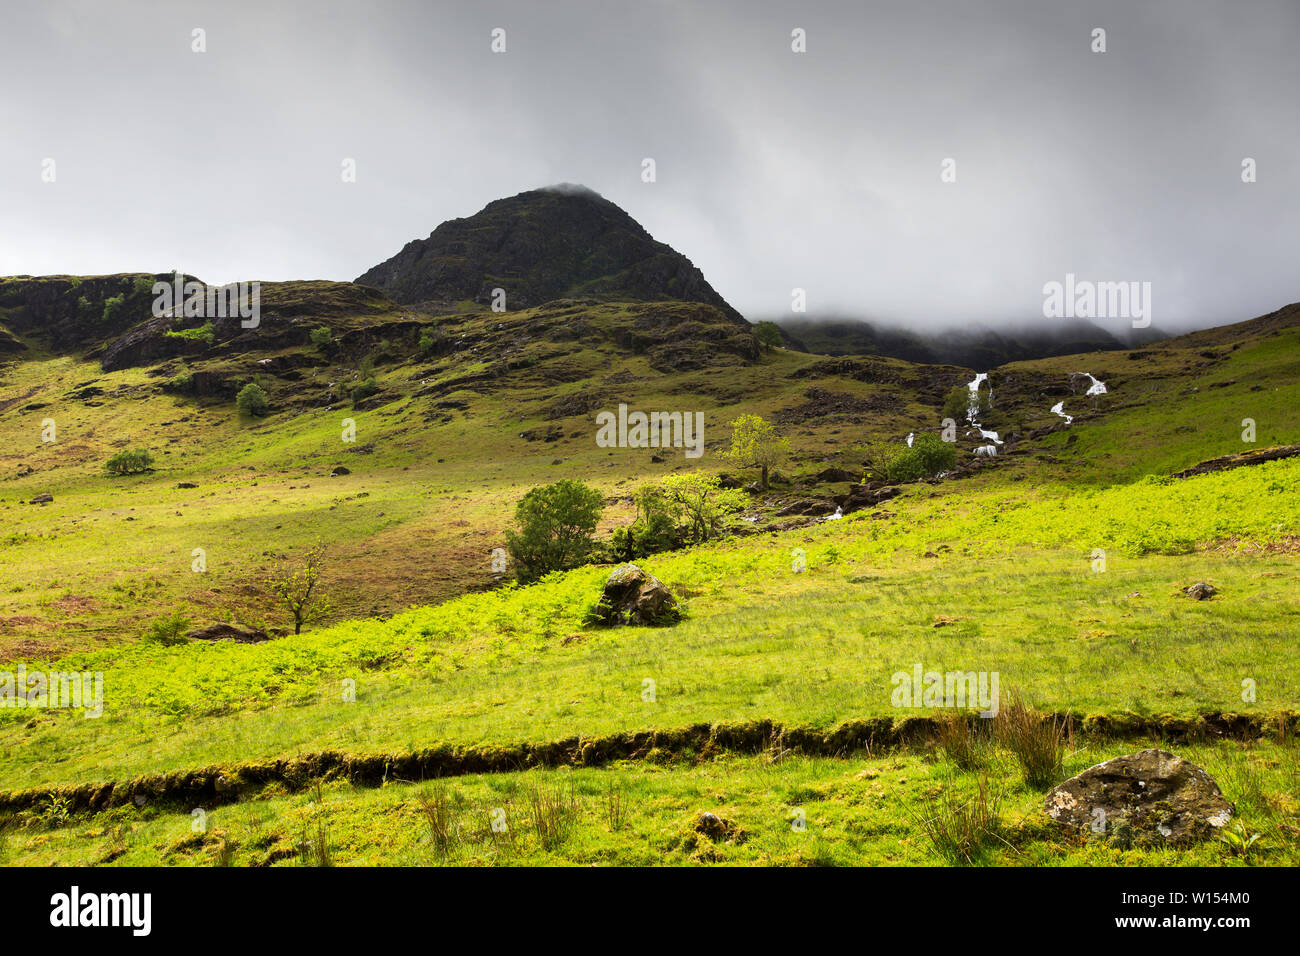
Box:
<box><xmin>356</xmin><ymin>185</ymin><xmax>747</xmax><ymax>325</ymax></box>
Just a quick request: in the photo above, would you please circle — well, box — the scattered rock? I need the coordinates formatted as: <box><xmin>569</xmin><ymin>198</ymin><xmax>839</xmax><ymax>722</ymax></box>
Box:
<box><xmin>28</xmin><ymin>493</ymin><xmax>52</xmax><ymax>505</ymax></box>
<box><xmin>1043</xmin><ymin>749</ymin><xmax>1233</xmax><ymax>846</ymax></box>
<box><xmin>330</xmin><ymin>466</ymin><xmax>351</xmax><ymax>477</ymax></box>
<box><xmin>176</xmin><ymin>481</ymin><xmax>198</xmax><ymax>489</ymax></box>
<box><xmin>592</xmin><ymin>563</ymin><xmax>681</xmax><ymax>626</ymax></box>
<box><xmin>1184</xmin><ymin>582</ymin><xmax>1217</xmax><ymax>601</ymax></box>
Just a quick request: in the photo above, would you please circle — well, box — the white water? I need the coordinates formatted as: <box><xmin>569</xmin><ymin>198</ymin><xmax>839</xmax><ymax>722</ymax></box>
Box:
<box><xmin>964</xmin><ymin>372</ymin><xmax>1003</xmax><ymax>450</ymax></box>
<box><xmin>906</xmin><ymin>432</ymin><xmax>914</xmax><ymax>447</ymax></box>
<box><xmin>1050</xmin><ymin>372</ymin><xmax>1107</xmax><ymax>425</ymax></box>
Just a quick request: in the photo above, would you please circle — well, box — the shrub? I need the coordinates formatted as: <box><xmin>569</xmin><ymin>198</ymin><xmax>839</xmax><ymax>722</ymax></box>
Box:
<box><xmin>133</xmin><ymin>276</ymin><xmax>157</xmax><ymax>296</ymax></box>
<box><xmin>886</xmin><ymin>433</ymin><xmax>957</xmax><ymax>482</ymax></box>
<box><xmin>350</xmin><ymin>377</ymin><xmax>379</xmax><ymax>405</ymax></box>
<box><xmin>658</xmin><ymin>474</ymin><xmax>747</xmax><ymax>544</ymax></box>
<box><xmin>105</xmin><ymin>448</ymin><xmax>154</xmax><ymax>475</ymax></box>
<box><xmin>418</xmin><ymin>326</ymin><xmax>442</xmax><ymax>354</ymax></box>
<box><xmin>611</xmin><ymin>484</ymin><xmax>680</xmax><ymax>560</ymax></box>
<box><xmin>163</xmin><ymin>321</ymin><xmax>214</xmax><ymax>345</ymax></box>
<box><xmin>143</xmin><ymin>609</ymin><xmax>191</xmax><ymax>646</ymax></box>
<box><xmin>309</xmin><ymin>326</ymin><xmax>333</xmax><ymax>351</ymax></box>
<box><xmin>236</xmin><ymin>382</ymin><xmax>270</xmax><ymax>417</ymax></box>
<box><xmin>101</xmin><ymin>295</ymin><xmax>125</xmax><ymax>324</ymax></box>
<box><xmin>505</xmin><ymin>479</ymin><xmax>605</xmax><ymax>583</ymax></box>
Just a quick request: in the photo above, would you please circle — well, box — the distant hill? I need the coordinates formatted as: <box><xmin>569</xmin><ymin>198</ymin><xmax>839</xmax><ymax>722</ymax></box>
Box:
<box><xmin>356</xmin><ymin>184</ymin><xmax>747</xmax><ymax>326</ymax></box>
<box><xmin>777</xmin><ymin>316</ymin><xmax>1171</xmax><ymax>369</ymax></box>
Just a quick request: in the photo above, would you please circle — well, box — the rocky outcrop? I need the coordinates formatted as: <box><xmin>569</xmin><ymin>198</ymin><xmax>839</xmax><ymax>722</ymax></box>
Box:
<box><xmin>1172</xmin><ymin>444</ymin><xmax>1300</xmax><ymax>480</ymax></box>
<box><xmin>592</xmin><ymin>564</ymin><xmax>681</xmax><ymax>626</ymax></box>
<box><xmin>1043</xmin><ymin>749</ymin><xmax>1233</xmax><ymax>846</ymax></box>
<box><xmin>186</xmin><ymin>623</ymin><xmax>270</xmax><ymax>643</ymax></box>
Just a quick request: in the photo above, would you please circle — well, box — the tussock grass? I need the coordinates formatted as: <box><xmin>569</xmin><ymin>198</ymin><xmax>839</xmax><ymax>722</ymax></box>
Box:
<box><xmin>993</xmin><ymin>690</ymin><xmax>1073</xmax><ymax>790</ymax></box>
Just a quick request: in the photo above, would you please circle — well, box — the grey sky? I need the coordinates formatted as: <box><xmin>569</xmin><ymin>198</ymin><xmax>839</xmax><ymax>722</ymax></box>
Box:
<box><xmin>2</xmin><ymin>0</ymin><xmax>1297</xmax><ymax>334</ymax></box>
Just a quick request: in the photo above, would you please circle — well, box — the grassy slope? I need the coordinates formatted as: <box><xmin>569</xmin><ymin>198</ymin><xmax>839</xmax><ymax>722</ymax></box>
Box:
<box><xmin>1</xmin><ymin>295</ymin><xmax>1298</xmax><ymax>865</ymax></box>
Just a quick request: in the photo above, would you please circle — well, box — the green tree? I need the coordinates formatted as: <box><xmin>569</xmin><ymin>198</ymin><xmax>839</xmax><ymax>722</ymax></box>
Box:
<box><xmin>658</xmin><ymin>473</ymin><xmax>747</xmax><ymax>544</ymax></box>
<box><xmin>886</xmin><ymin>433</ymin><xmax>957</xmax><ymax>482</ymax></box>
<box><xmin>105</xmin><ymin>448</ymin><xmax>154</xmax><ymax>475</ymax></box>
<box><xmin>754</xmin><ymin>320</ymin><xmax>783</xmax><ymax>350</ymax></box>
<box><xmin>268</xmin><ymin>543</ymin><xmax>331</xmax><ymax>635</ymax></box>
<box><xmin>505</xmin><ymin>479</ymin><xmax>605</xmax><ymax>583</ymax></box>
<box><xmin>101</xmin><ymin>294</ymin><xmax>125</xmax><ymax>324</ymax></box>
<box><xmin>309</xmin><ymin>326</ymin><xmax>334</xmax><ymax>351</ymax></box>
<box><xmin>143</xmin><ymin>609</ymin><xmax>191</xmax><ymax>646</ymax></box>
<box><xmin>236</xmin><ymin>382</ymin><xmax>270</xmax><ymax>417</ymax></box>
<box><xmin>611</xmin><ymin>483</ymin><xmax>680</xmax><ymax>560</ymax></box>
<box><xmin>723</xmin><ymin>414</ymin><xmax>791</xmax><ymax>490</ymax></box>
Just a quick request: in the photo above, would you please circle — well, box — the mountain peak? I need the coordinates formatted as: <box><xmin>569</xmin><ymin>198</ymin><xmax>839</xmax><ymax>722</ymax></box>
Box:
<box><xmin>355</xmin><ymin>188</ymin><xmax>744</xmax><ymax>323</ymax></box>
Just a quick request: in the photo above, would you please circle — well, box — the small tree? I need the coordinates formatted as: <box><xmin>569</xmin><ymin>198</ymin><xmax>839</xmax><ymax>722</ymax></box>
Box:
<box><xmin>658</xmin><ymin>474</ymin><xmax>747</xmax><ymax>544</ymax></box>
<box><xmin>237</xmin><ymin>382</ymin><xmax>270</xmax><ymax>417</ymax></box>
<box><xmin>142</xmin><ymin>609</ymin><xmax>191</xmax><ymax>646</ymax></box>
<box><xmin>505</xmin><ymin>479</ymin><xmax>605</xmax><ymax>583</ymax></box>
<box><xmin>724</xmin><ymin>414</ymin><xmax>791</xmax><ymax>491</ymax></box>
<box><xmin>268</xmin><ymin>543</ymin><xmax>331</xmax><ymax>635</ymax></box>
<box><xmin>611</xmin><ymin>483</ymin><xmax>680</xmax><ymax>560</ymax></box>
<box><xmin>754</xmin><ymin>321</ymin><xmax>783</xmax><ymax>351</ymax></box>
<box><xmin>886</xmin><ymin>433</ymin><xmax>957</xmax><ymax>481</ymax></box>
<box><xmin>309</xmin><ymin>326</ymin><xmax>334</xmax><ymax>351</ymax></box>
<box><xmin>105</xmin><ymin>448</ymin><xmax>154</xmax><ymax>475</ymax></box>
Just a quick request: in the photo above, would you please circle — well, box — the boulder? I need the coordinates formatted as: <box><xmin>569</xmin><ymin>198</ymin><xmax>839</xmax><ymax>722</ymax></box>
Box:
<box><xmin>1184</xmin><ymin>582</ymin><xmax>1217</xmax><ymax>600</ymax></box>
<box><xmin>28</xmin><ymin>493</ymin><xmax>53</xmax><ymax>505</ymax></box>
<box><xmin>1043</xmin><ymin>748</ymin><xmax>1233</xmax><ymax>846</ymax></box>
<box><xmin>593</xmin><ymin>563</ymin><xmax>680</xmax><ymax>626</ymax></box>
<box><xmin>330</xmin><ymin>465</ymin><xmax>351</xmax><ymax>476</ymax></box>
<box><xmin>814</xmin><ymin>466</ymin><xmax>858</xmax><ymax>483</ymax></box>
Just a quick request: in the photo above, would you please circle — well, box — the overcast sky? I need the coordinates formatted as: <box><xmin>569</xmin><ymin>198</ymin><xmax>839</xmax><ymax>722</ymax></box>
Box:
<box><xmin>2</xmin><ymin>0</ymin><xmax>1297</xmax><ymax>333</ymax></box>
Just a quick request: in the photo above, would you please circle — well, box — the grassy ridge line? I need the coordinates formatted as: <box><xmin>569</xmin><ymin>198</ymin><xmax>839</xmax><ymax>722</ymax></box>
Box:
<box><xmin>2</xmin><ymin>711</ymin><xmax>1293</xmax><ymax>817</ymax></box>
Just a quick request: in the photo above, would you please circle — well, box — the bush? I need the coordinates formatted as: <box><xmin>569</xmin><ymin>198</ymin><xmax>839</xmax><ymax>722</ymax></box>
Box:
<box><xmin>163</xmin><ymin>321</ymin><xmax>214</xmax><ymax>345</ymax></box>
<box><xmin>143</xmin><ymin>609</ymin><xmax>191</xmax><ymax>646</ymax></box>
<box><xmin>886</xmin><ymin>433</ymin><xmax>957</xmax><ymax>482</ymax></box>
<box><xmin>309</xmin><ymin>326</ymin><xmax>334</xmax><ymax>351</ymax></box>
<box><xmin>105</xmin><ymin>448</ymin><xmax>154</xmax><ymax>476</ymax></box>
<box><xmin>101</xmin><ymin>295</ymin><xmax>125</xmax><ymax>324</ymax></box>
<box><xmin>350</xmin><ymin>377</ymin><xmax>379</xmax><ymax>405</ymax></box>
<box><xmin>236</xmin><ymin>382</ymin><xmax>270</xmax><ymax>417</ymax></box>
<box><xmin>505</xmin><ymin>479</ymin><xmax>605</xmax><ymax>583</ymax></box>
<box><xmin>611</xmin><ymin>484</ymin><xmax>680</xmax><ymax>560</ymax></box>
<box><xmin>418</xmin><ymin>326</ymin><xmax>441</xmax><ymax>354</ymax></box>
<box><xmin>133</xmin><ymin>276</ymin><xmax>157</xmax><ymax>296</ymax></box>
<box><xmin>658</xmin><ymin>473</ymin><xmax>747</xmax><ymax>544</ymax></box>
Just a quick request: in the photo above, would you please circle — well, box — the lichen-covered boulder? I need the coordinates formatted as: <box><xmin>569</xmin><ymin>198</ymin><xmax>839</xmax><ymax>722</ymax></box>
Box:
<box><xmin>1043</xmin><ymin>748</ymin><xmax>1233</xmax><ymax>846</ymax></box>
<box><xmin>593</xmin><ymin>564</ymin><xmax>680</xmax><ymax>626</ymax></box>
